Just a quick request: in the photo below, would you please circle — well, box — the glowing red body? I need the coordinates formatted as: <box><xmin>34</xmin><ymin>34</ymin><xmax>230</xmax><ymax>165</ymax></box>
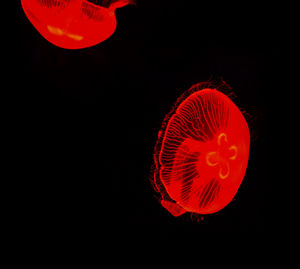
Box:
<box><xmin>21</xmin><ymin>0</ymin><xmax>132</xmax><ymax>49</ymax></box>
<box><xmin>153</xmin><ymin>85</ymin><xmax>250</xmax><ymax>216</ymax></box>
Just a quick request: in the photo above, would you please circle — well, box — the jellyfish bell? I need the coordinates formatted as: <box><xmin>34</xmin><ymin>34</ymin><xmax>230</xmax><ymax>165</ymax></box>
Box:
<box><xmin>21</xmin><ymin>0</ymin><xmax>134</xmax><ymax>49</ymax></box>
<box><xmin>152</xmin><ymin>82</ymin><xmax>251</xmax><ymax>218</ymax></box>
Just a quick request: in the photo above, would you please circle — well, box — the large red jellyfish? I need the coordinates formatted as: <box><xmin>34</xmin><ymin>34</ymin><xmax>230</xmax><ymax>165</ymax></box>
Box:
<box><xmin>21</xmin><ymin>0</ymin><xmax>134</xmax><ymax>49</ymax></box>
<box><xmin>152</xmin><ymin>82</ymin><xmax>250</xmax><ymax>217</ymax></box>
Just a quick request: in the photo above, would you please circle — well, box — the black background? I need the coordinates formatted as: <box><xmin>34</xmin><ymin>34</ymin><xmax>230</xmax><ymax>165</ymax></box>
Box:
<box><xmin>16</xmin><ymin>0</ymin><xmax>275</xmax><ymax>237</ymax></box>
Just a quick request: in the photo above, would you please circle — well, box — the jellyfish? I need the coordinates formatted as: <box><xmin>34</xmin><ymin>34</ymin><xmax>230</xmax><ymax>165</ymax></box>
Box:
<box><xmin>21</xmin><ymin>0</ymin><xmax>134</xmax><ymax>49</ymax></box>
<box><xmin>152</xmin><ymin>82</ymin><xmax>250</xmax><ymax>217</ymax></box>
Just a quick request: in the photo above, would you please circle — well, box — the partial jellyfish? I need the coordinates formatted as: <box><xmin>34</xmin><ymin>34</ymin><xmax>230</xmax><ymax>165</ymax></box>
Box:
<box><xmin>21</xmin><ymin>0</ymin><xmax>134</xmax><ymax>49</ymax></box>
<box><xmin>152</xmin><ymin>82</ymin><xmax>250</xmax><ymax>217</ymax></box>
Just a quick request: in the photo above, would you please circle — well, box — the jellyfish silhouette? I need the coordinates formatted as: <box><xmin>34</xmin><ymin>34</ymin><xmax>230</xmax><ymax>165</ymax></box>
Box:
<box><xmin>21</xmin><ymin>0</ymin><xmax>134</xmax><ymax>49</ymax></box>
<box><xmin>152</xmin><ymin>82</ymin><xmax>250</xmax><ymax>217</ymax></box>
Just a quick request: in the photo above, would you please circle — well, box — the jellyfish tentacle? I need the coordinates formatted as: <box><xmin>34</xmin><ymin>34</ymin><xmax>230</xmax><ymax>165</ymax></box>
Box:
<box><xmin>108</xmin><ymin>0</ymin><xmax>135</xmax><ymax>11</ymax></box>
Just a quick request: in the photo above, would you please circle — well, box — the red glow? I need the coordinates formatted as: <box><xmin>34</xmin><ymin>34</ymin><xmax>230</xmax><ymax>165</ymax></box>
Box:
<box><xmin>21</xmin><ymin>0</ymin><xmax>133</xmax><ymax>49</ymax></box>
<box><xmin>153</xmin><ymin>83</ymin><xmax>250</xmax><ymax>216</ymax></box>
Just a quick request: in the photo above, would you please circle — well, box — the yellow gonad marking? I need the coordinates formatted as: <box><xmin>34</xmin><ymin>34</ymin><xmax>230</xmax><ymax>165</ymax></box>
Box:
<box><xmin>47</xmin><ymin>25</ymin><xmax>83</xmax><ymax>41</ymax></box>
<box><xmin>206</xmin><ymin>151</ymin><xmax>218</xmax><ymax>166</ymax></box>
<box><xmin>47</xmin><ymin>25</ymin><xmax>64</xmax><ymax>36</ymax></box>
<box><xmin>67</xmin><ymin>33</ymin><xmax>83</xmax><ymax>41</ymax></box>
<box><xmin>219</xmin><ymin>163</ymin><xmax>230</xmax><ymax>179</ymax></box>
<box><xmin>228</xmin><ymin>145</ymin><xmax>238</xmax><ymax>160</ymax></box>
<box><xmin>206</xmin><ymin>133</ymin><xmax>238</xmax><ymax>180</ymax></box>
<box><xmin>217</xmin><ymin>133</ymin><xmax>228</xmax><ymax>145</ymax></box>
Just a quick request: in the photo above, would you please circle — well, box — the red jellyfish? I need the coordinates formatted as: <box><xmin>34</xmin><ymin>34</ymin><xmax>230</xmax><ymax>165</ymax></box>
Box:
<box><xmin>21</xmin><ymin>0</ymin><xmax>134</xmax><ymax>49</ymax></box>
<box><xmin>152</xmin><ymin>82</ymin><xmax>250</xmax><ymax>217</ymax></box>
